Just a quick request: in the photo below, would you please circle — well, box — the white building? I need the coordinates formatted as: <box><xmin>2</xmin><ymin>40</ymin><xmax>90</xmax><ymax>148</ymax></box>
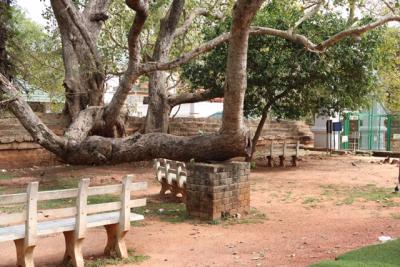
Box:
<box><xmin>104</xmin><ymin>78</ymin><xmax>223</xmax><ymax>118</ymax></box>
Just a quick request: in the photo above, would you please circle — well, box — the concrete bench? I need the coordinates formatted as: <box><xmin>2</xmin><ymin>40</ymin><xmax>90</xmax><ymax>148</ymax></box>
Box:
<box><xmin>0</xmin><ymin>175</ymin><xmax>147</xmax><ymax>267</ymax></box>
<box><xmin>154</xmin><ymin>159</ymin><xmax>187</xmax><ymax>201</ymax></box>
<box><xmin>266</xmin><ymin>141</ymin><xmax>304</xmax><ymax>167</ymax></box>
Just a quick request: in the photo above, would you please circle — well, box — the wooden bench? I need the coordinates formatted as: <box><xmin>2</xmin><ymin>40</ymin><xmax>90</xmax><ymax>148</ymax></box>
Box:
<box><xmin>154</xmin><ymin>159</ymin><xmax>187</xmax><ymax>201</ymax></box>
<box><xmin>0</xmin><ymin>175</ymin><xmax>147</xmax><ymax>267</ymax></box>
<box><xmin>266</xmin><ymin>141</ymin><xmax>304</xmax><ymax>167</ymax></box>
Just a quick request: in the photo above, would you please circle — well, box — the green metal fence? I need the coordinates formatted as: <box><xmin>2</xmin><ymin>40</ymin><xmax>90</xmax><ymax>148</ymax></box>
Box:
<box><xmin>340</xmin><ymin>112</ymin><xmax>400</xmax><ymax>152</ymax></box>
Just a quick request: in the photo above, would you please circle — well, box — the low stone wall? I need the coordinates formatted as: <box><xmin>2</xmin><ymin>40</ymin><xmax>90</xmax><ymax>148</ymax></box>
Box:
<box><xmin>0</xmin><ymin>113</ymin><xmax>313</xmax><ymax>168</ymax></box>
<box><xmin>186</xmin><ymin>162</ymin><xmax>250</xmax><ymax>220</ymax></box>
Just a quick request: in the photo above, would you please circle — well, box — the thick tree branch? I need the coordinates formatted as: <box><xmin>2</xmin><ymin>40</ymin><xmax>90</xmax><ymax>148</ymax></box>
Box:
<box><xmin>104</xmin><ymin>0</ymin><xmax>148</xmax><ymax>125</ymax></box>
<box><xmin>140</xmin><ymin>32</ymin><xmax>231</xmax><ymax>73</ymax></box>
<box><xmin>58</xmin><ymin>0</ymin><xmax>102</xmax><ymax>67</ymax></box>
<box><xmin>248</xmin><ymin>88</ymin><xmax>292</xmax><ymax>161</ymax></box>
<box><xmin>292</xmin><ymin>0</ymin><xmax>325</xmax><ymax>31</ymax></box>
<box><xmin>173</xmin><ymin>7</ymin><xmax>209</xmax><ymax>37</ymax></box>
<box><xmin>251</xmin><ymin>15</ymin><xmax>400</xmax><ymax>52</ymax></box>
<box><xmin>168</xmin><ymin>88</ymin><xmax>222</xmax><ymax>107</ymax></box>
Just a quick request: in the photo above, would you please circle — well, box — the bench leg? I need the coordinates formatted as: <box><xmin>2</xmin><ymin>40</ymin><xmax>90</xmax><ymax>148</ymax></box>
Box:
<box><xmin>63</xmin><ymin>231</ymin><xmax>84</xmax><ymax>267</ymax></box>
<box><xmin>104</xmin><ymin>224</ymin><xmax>128</xmax><ymax>258</ymax></box>
<box><xmin>160</xmin><ymin>180</ymin><xmax>169</xmax><ymax>197</ymax></box>
<box><xmin>14</xmin><ymin>239</ymin><xmax>35</xmax><ymax>267</ymax></box>
<box><xmin>181</xmin><ymin>188</ymin><xmax>187</xmax><ymax>204</ymax></box>
<box><xmin>279</xmin><ymin>156</ymin><xmax>285</xmax><ymax>167</ymax></box>
<box><xmin>267</xmin><ymin>156</ymin><xmax>273</xmax><ymax>167</ymax></box>
<box><xmin>292</xmin><ymin>156</ymin><xmax>298</xmax><ymax>167</ymax></box>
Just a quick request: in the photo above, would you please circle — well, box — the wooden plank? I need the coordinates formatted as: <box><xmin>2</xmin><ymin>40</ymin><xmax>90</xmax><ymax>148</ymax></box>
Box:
<box><xmin>0</xmin><ymin>198</ymin><xmax>146</xmax><ymax>226</ymax></box>
<box><xmin>39</xmin><ymin>207</ymin><xmax>76</xmax><ymax>220</ymax></box>
<box><xmin>130</xmin><ymin>198</ymin><xmax>146</xmax><ymax>208</ymax></box>
<box><xmin>0</xmin><ymin>212</ymin><xmax>26</xmax><ymax>226</ymax></box>
<box><xmin>119</xmin><ymin>175</ymin><xmax>132</xmax><ymax>232</ymax></box>
<box><xmin>0</xmin><ymin>193</ymin><xmax>28</xmax><ymax>205</ymax></box>
<box><xmin>25</xmin><ymin>182</ymin><xmax>38</xmax><ymax>247</ymax></box>
<box><xmin>283</xmin><ymin>141</ymin><xmax>287</xmax><ymax>157</ymax></box>
<box><xmin>0</xmin><ymin>211</ymin><xmax>145</xmax><ymax>242</ymax></box>
<box><xmin>88</xmin><ymin>202</ymin><xmax>121</xmax><ymax>214</ymax></box>
<box><xmin>0</xmin><ymin>182</ymin><xmax>147</xmax><ymax>205</ymax></box>
<box><xmin>75</xmin><ymin>179</ymin><xmax>89</xmax><ymax>239</ymax></box>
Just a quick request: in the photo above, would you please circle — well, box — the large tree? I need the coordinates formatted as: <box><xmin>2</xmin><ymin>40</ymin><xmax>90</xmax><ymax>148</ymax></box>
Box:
<box><xmin>0</xmin><ymin>0</ymin><xmax>399</xmax><ymax>165</ymax></box>
<box><xmin>182</xmin><ymin>1</ymin><xmax>387</xmax><ymax>159</ymax></box>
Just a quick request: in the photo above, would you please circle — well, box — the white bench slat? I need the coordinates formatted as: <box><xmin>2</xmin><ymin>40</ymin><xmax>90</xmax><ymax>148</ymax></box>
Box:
<box><xmin>0</xmin><ymin>198</ymin><xmax>147</xmax><ymax>226</ymax></box>
<box><xmin>0</xmin><ymin>212</ymin><xmax>144</xmax><ymax>242</ymax></box>
<box><xmin>0</xmin><ymin>182</ymin><xmax>148</xmax><ymax>205</ymax></box>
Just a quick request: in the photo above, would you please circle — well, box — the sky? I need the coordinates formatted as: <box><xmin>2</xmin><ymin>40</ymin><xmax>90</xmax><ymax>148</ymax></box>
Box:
<box><xmin>16</xmin><ymin>0</ymin><xmax>49</xmax><ymax>26</ymax></box>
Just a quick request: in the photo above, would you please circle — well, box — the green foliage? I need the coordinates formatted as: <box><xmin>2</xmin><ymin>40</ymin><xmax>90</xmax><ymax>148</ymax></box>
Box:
<box><xmin>376</xmin><ymin>28</ymin><xmax>400</xmax><ymax>112</ymax></box>
<box><xmin>310</xmin><ymin>239</ymin><xmax>400</xmax><ymax>267</ymax></box>
<box><xmin>182</xmin><ymin>1</ymin><xmax>386</xmax><ymax>119</ymax></box>
<box><xmin>7</xmin><ymin>6</ymin><xmax>64</xmax><ymax>111</ymax></box>
<box><xmin>98</xmin><ymin>0</ymin><xmax>231</xmax><ymax>80</ymax></box>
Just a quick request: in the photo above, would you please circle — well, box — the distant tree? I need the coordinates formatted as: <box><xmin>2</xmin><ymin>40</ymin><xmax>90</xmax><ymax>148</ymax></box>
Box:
<box><xmin>182</xmin><ymin>1</ymin><xmax>386</xmax><ymax>159</ymax></box>
<box><xmin>0</xmin><ymin>0</ymin><xmax>12</xmax><ymax>80</ymax></box>
<box><xmin>376</xmin><ymin>28</ymin><xmax>400</xmax><ymax>112</ymax></box>
<box><xmin>7</xmin><ymin>7</ymin><xmax>64</xmax><ymax>111</ymax></box>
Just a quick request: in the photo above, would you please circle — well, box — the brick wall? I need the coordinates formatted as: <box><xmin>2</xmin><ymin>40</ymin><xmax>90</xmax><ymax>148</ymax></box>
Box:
<box><xmin>186</xmin><ymin>162</ymin><xmax>250</xmax><ymax>220</ymax></box>
<box><xmin>0</xmin><ymin>113</ymin><xmax>313</xmax><ymax>168</ymax></box>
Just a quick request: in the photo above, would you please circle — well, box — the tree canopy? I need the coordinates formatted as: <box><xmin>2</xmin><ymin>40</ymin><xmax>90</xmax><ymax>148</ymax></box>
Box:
<box><xmin>182</xmin><ymin>1</ymin><xmax>386</xmax><ymax>120</ymax></box>
<box><xmin>0</xmin><ymin>0</ymin><xmax>399</xmax><ymax>165</ymax></box>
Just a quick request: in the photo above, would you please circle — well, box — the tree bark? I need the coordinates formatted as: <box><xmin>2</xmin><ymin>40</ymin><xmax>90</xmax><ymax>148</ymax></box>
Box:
<box><xmin>246</xmin><ymin>104</ymin><xmax>271</xmax><ymax>162</ymax></box>
<box><xmin>144</xmin><ymin>0</ymin><xmax>185</xmax><ymax>133</ymax></box>
<box><xmin>51</xmin><ymin>0</ymin><xmax>108</xmax><ymax>120</ymax></box>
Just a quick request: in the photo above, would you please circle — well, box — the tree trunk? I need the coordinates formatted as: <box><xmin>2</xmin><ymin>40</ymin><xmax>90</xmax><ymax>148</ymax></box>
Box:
<box><xmin>145</xmin><ymin>71</ymin><xmax>171</xmax><ymax>133</ymax></box>
<box><xmin>1</xmin><ymin>0</ymin><xmax>268</xmax><ymax>165</ymax></box>
<box><xmin>144</xmin><ymin>0</ymin><xmax>185</xmax><ymax>133</ymax></box>
<box><xmin>246</xmin><ymin>104</ymin><xmax>271</xmax><ymax>162</ymax></box>
<box><xmin>50</xmin><ymin>0</ymin><xmax>107</xmax><ymax>121</ymax></box>
<box><xmin>221</xmin><ymin>0</ymin><xmax>263</xmax><ymax>135</ymax></box>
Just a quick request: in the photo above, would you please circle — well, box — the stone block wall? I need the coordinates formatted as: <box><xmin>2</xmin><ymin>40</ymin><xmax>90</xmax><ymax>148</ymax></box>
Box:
<box><xmin>0</xmin><ymin>113</ymin><xmax>313</xmax><ymax>168</ymax></box>
<box><xmin>186</xmin><ymin>162</ymin><xmax>250</xmax><ymax>220</ymax></box>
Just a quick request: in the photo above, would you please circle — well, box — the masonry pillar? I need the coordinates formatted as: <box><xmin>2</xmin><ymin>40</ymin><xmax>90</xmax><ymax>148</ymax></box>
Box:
<box><xmin>186</xmin><ymin>161</ymin><xmax>251</xmax><ymax>220</ymax></box>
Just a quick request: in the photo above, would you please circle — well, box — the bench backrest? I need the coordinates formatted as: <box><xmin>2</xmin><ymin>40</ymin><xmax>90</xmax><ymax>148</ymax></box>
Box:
<box><xmin>267</xmin><ymin>140</ymin><xmax>303</xmax><ymax>157</ymax></box>
<box><xmin>154</xmin><ymin>159</ymin><xmax>187</xmax><ymax>187</ymax></box>
<box><xmin>0</xmin><ymin>175</ymin><xmax>147</xmax><ymax>241</ymax></box>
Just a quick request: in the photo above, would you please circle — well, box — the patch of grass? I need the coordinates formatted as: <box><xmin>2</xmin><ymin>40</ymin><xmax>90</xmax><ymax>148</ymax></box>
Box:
<box><xmin>133</xmin><ymin>202</ymin><xmax>188</xmax><ymax>223</ymax></box>
<box><xmin>0</xmin><ymin>172</ymin><xmax>13</xmax><ymax>180</ymax></box>
<box><xmin>280</xmin><ymin>191</ymin><xmax>293</xmax><ymax>203</ymax></box>
<box><xmin>0</xmin><ymin>204</ymin><xmax>24</xmax><ymax>213</ymax></box>
<box><xmin>223</xmin><ymin>207</ymin><xmax>267</xmax><ymax>225</ymax></box>
<box><xmin>390</xmin><ymin>213</ymin><xmax>400</xmax><ymax>220</ymax></box>
<box><xmin>302</xmin><ymin>196</ymin><xmax>321</xmax><ymax>208</ymax></box>
<box><xmin>85</xmin><ymin>250</ymin><xmax>149</xmax><ymax>267</ymax></box>
<box><xmin>310</xmin><ymin>239</ymin><xmax>400</xmax><ymax>267</ymax></box>
<box><xmin>321</xmin><ymin>184</ymin><xmax>399</xmax><ymax>207</ymax></box>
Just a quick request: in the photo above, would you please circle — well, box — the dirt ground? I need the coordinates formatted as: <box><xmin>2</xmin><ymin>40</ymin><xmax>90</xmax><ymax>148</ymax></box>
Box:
<box><xmin>1</xmin><ymin>153</ymin><xmax>400</xmax><ymax>267</ymax></box>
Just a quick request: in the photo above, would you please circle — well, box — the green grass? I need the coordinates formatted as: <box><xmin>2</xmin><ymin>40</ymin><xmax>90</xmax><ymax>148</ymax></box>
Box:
<box><xmin>84</xmin><ymin>250</ymin><xmax>149</xmax><ymax>267</ymax></box>
<box><xmin>321</xmin><ymin>184</ymin><xmax>399</xmax><ymax>207</ymax></box>
<box><xmin>0</xmin><ymin>172</ymin><xmax>13</xmax><ymax>180</ymax></box>
<box><xmin>302</xmin><ymin>196</ymin><xmax>321</xmax><ymax>208</ymax></box>
<box><xmin>133</xmin><ymin>202</ymin><xmax>189</xmax><ymax>223</ymax></box>
<box><xmin>223</xmin><ymin>207</ymin><xmax>267</xmax><ymax>225</ymax></box>
<box><xmin>310</xmin><ymin>239</ymin><xmax>400</xmax><ymax>267</ymax></box>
